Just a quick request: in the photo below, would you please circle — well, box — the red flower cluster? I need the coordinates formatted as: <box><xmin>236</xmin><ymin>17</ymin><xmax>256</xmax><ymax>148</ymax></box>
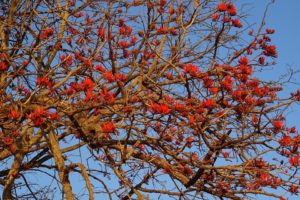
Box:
<box><xmin>215</xmin><ymin>2</ymin><xmax>237</xmax><ymax>24</ymax></box>
<box><xmin>2</xmin><ymin>137</ymin><xmax>14</xmax><ymax>145</ymax></box>
<box><xmin>221</xmin><ymin>76</ymin><xmax>233</xmax><ymax>91</ymax></box>
<box><xmin>0</xmin><ymin>61</ymin><xmax>8</xmax><ymax>71</ymax></box>
<box><xmin>156</xmin><ymin>27</ymin><xmax>169</xmax><ymax>34</ymax></box>
<box><xmin>103</xmin><ymin>71</ymin><xmax>115</xmax><ymax>82</ymax></box>
<box><xmin>119</xmin><ymin>26</ymin><xmax>132</xmax><ymax>36</ymax></box>
<box><xmin>289</xmin><ymin>156</ymin><xmax>300</xmax><ymax>167</ymax></box>
<box><xmin>212</xmin><ymin>13</ymin><xmax>219</xmax><ymax>21</ymax></box>
<box><xmin>36</xmin><ymin>76</ymin><xmax>52</xmax><ymax>89</ymax></box>
<box><xmin>296</xmin><ymin>90</ymin><xmax>300</xmax><ymax>101</ymax></box>
<box><xmin>40</xmin><ymin>28</ymin><xmax>54</xmax><ymax>40</ymax></box>
<box><xmin>226</xmin><ymin>3</ymin><xmax>237</xmax><ymax>16</ymax></box>
<box><xmin>149</xmin><ymin>101</ymin><xmax>171</xmax><ymax>115</ymax></box>
<box><xmin>183</xmin><ymin>64</ymin><xmax>199</xmax><ymax>76</ymax></box>
<box><xmin>101</xmin><ymin>122</ymin><xmax>115</xmax><ymax>133</ymax></box>
<box><xmin>60</xmin><ymin>54</ymin><xmax>73</xmax><ymax>66</ymax></box>
<box><xmin>278</xmin><ymin>135</ymin><xmax>292</xmax><ymax>146</ymax></box>
<box><xmin>95</xmin><ymin>65</ymin><xmax>106</xmax><ymax>73</ymax></box>
<box><xmin>266</xmin><ymin>28</ymin><xmax>275</xmax><ymax>34</ymax></box>
<box><xmin>238</xmin><ymin>56</ymin><xmax>249</xmax><ymax>65</ymax></box>
<box><xmin>232</xmin><ymin>18</ymin><xmax>242</xmax><ymax>28</ymax></box>
<box><xmin>273</xmin><ymin>120</ymin><xmax>284</xmax><ymax>131</ymax></box>
<box><xmin>81</xmin><ymin>78</ymin><xmax>94</xmax><ymax>91</ymax></box>
<box><xmin>217</xmin><ymin>3</ymin><xmax>227</xmax><ymax>12</ymax></box>
<box><xmin>119</xmin><ymin>40</ymin><xmax>130</xmax><ymax>49</ymax></box>
<box><xmin>98</xmin><ymin>27</ymin><xmax>105</xmax><ymax>39</ymax></box>
<box><xmin>258</xmin><ymin>57</ymin><xmax>265</xmax><ymax>65</ymax></box>
<box><xmin>9</xmin><ymin>109</ymin><xmax>21</xmax><ymax>120</ymax></box>
<box><xmin>100</xmin><ymin>87</ymin><xmax>115</xmax><ymax>104</ymax></box>
<box><xmin>263</xmin><ymin>45</ymin><xmax>277</xmax><ymax>57</ymax></box>
<box><xmin>27</xmin><ymin>107</ymin><xmax>49</xmax><ymax>126</ymax></box>
<box><xmin>202</xmin><ymin>99</ymin><xmax>216</xmax><ymax>109</ymax></box>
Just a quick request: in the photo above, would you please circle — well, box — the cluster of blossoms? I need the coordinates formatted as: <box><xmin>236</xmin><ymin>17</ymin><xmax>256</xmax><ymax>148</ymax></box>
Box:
<box><xmin>39</xmin><ymin>28</ymin><xmax>54</xmax><ymax>40</ymax></box>
<box><xmin>212</xmin><ymin>2</ymin><xmax>242</xmax><ymax>28</ymax></box>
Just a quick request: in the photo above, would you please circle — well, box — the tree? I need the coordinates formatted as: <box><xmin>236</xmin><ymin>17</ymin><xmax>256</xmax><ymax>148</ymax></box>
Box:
<box><xmin>0</xmin><ymin>0</ymin><xmax>300</xmax><ymax>199</ymax></box>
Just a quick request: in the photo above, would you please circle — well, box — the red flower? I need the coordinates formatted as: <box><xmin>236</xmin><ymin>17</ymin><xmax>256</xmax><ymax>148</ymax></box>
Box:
<box><xmin>95</xmin><ymin>65</ymin><xmax>106</xmax><ymax>73</ymax></box>
<box><xmin>119</xmin><ymin>40</ymin><xmax>129</xmax><ymax>49</ymax></box>
<box><xmin>232</xmin><ymin>18</ymin><xmax>242</xmax><ymax>28</ymax></box>
<box><xmin>100</xmin><ymin>87</ymin><xmax>115</xmax><ymax>104</ymax></box>
<box><xmin>186</xmin><ymin>136</ymin><xmax>194</xmax><ymax>143</ymax></box>
<box><xmin>296</xmin><ymin>90</ymin><xmax>300</xmax><ymax>101</ymax></box>
<box><xmin>217</xmin><ymin>3</ymin><xmax>227</xmax><ymax>12</ymax></box>
<box><xmin>253</xmin><ymin>158</ymin><xmax>267</xmax><ymax>168</ymax></box>
<box><xmin>258</xmin><ymin>57</ymin><xmax>265</xmax><ymax>65</ymax></box>
<box><xmin>182</xmin><ymin>166</ymin><xmax>193</xmax><ymax>175</ymax></box>
<box><xmin>156</xmin><ymin>27</ymin><xmax>169</xmax><ymax>34</ymax></box>
<box><xmin>115</xmin><ymin>73</ymin><xmax>126</xmax><ymax>82</ymax></box>
<box><xmin>137</xmin><ymin>144</ymin><xmax>144</xmax><ymax>151</ymax></box>
<box><xmin>119</xmin><ymin>19</ymin><xmax>125</xmax><ymax>27</ymax></box>
<box><xmin>212</xmin><ymin>13</ymin><xmax>219</xmax><ymax>21</ymax></box>
<box><xmin>73</xmin><ymin>12</ymin><xmax>83</xmax><ymax>18</ymax></box>
<box><xmin>131</xmin><ymin>36</ymin><xmax>137</xmax><ymax>44</ymax></box>
<box><xmin>259</xmin><ymin>172</ymin><xmax>270</xmax><ymax>182</ymax></box>
<box><xmin>0</xmin><ymin>61</ymin><xmax>8</xmax><ymax>70</ymax></box>
<box><xmin>227</xmin><ymin>3</ymin><xmax>237</xmax><ymax>16</ymax></box>
<box><xmin>273</xmin><ymin>120</ymin><xmax>284</xmax><ymax>131</ymax></box>
<box><xmin>202</xmin><ymin>99</ymin><xmax>216</xmax><ymax>109</ymax></box>
<box><xmin>217</xmin><ymin>181</ymin><xmax>230</xmax><ymax>193</ymax></box>
<box><xmin>222</xmin><ymin>151</ymin><xmax>230</xmax><ymax>158</ymax></box>
<box><xmin>101</xmin><ymin>122</ymin><xmax>115</xmax><ymax>133</ymax></box>
<box><xmin>239</xmin><ymin>64</ymin><xmax>252</xmax><ymax>75</ymax></box>
<box><xmin>266</xmin><ymin>28</ymin><xmax>275</xmax><ymax>34</ymax></box>
<box><xmin>159</xmin><ymin>0</ymin><xmax>167</xmax><ymax>6</ymax></box>
<box><xmin>81</xmin><ymin>78</ymin><xmax>94</xmax><ymax>90</ymax></box>
<box><xmin>174</xmin><ymin>102</ymin><xmax>184</xmax><ymax>112</ymax></box>
<box><xmin>156</xmin><ymin>104</ymin><xmax>171</xmax><ymax>115</ymax></box>
<box><xmin>221</xmin><ymin>76</ymin><xmax>233</xmax><ymax>91</ymax></box>
<box><xmin>183</xmin><ymin>64</ymin><xmax>199</xmax><ymax>76</ymax></box>
<box><xmin>279</xmin><ymin>135</ymin><xmax>292</xmax><ymax>146</ymax></box>
<box><xmin>203</xmin><ymin>75</ymin><xmax>213</xmax><ymax>88</ymax></box>
<box><xmin>263</xmin><ymin>45</ymin><xmax>277</xmax><ymax>57</ymax></box>
<box><xmin>103</xmin><ymin>71</ymin><xmax>115</xmax><ymax>82</ymax></box>
<box><xmin>289</xmin><ymin>185</ymin><xmax>299</xmax><ymax>194</ymax></box>
<box><xmin>209</xmin><ymin>87</ymin><xmax>218</xmax><ymax>94</ymax></box>
<box><xmin>170</xmin><ymin>28</ymin><xmax>178</xmax><ymax>36</ymax></box>
<box><xmin>248</xmin><ymin>29</ymin><xmax>254</xmax><ymax>35</ymax></box>
<box><xmin>289</xmin><ymin>156</ymin><xmax>300</xmax><ymax>167</ymax></box>
<box><xmin>40</xmin><ymin>28</ymin><xmax>54</xmax><ymax>40</ymax></box>
<box><xmin>9</xmin><ymin>109</ymin><xmax>20</xmax><ymax>120</ymax></box>
<box><xmin>2</xmin><ymin>137</ymin><xmax>13</xmax><ymax>145</ymax></box>
<box><xmin>246</xmin><ymin>78</ymin><xmax>260</xmax><ymax>88</ymax></box>
<box><xmin>238</xmin><ymin>56</ymin><xmax>249</xmax><ymax>65</ymax></box>
<box><xmin>60</xmin><ymin>54</ymin><xmax>73</xmax><ymax>66</ymax></box>
<box><xmin>119</xmin><ymin>25</ymin><xmax>132</xmax><ymax>35</ymax></box>
<box><xmin>98</xmin><ymin>27</ymin><xmax>105</xmax><ymax>39</ymax></box>
<box><xmin>149</xmin><ymin>102</ymin><xmax>171</xmax><ymax>115</ymax></box>
<box><xmin>36</xmin><ymin>76</ymin><xmax>52</xmax><ymax>88</ymax></box>
<box><xmin>222</xmin><ymin>16</ymin><xmax>231</xmax><ymax>23</ymax></box>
